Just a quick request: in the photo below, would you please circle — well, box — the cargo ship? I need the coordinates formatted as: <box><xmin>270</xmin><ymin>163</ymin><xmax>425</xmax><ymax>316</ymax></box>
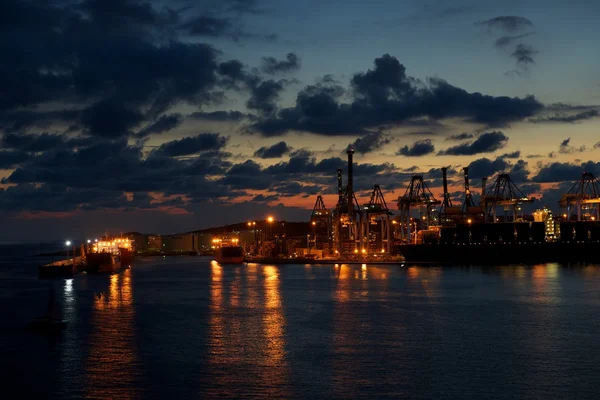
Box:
<box><xmin>397</xmin><ymin>221</ymin><xmax>600</xmax><ymax>264</ymax></box>
<box><xmin>213</xmin><ymin>238</ymin><xmax>244</xmax><ymax>264</ymax></box>
<box><xmin>86</xmin><ymin>236</ymin><xmax>133</xmax><ymax>273</ymax></box>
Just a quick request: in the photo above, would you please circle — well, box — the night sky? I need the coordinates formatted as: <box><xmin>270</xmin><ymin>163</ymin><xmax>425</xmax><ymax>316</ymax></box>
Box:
<box><xmin>1</xmin><ymin>0</ymin><xmax>599</xmax><ymax>241</ymax></box>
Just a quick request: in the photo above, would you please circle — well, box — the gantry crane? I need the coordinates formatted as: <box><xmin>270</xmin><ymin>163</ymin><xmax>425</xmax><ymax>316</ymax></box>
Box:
<box><xmin>309</xmin><ymin>195</ymin><xmax>332</xmax><ymax>251</ymax></box>
<box><xmin>482</xmin><ymin>173</ymin><xmax>533</xmax><ymax>222</ymax></box>
<box><xmin>397</xmin><ymin>175</ymin><xmax>441</xmax><ymax>242</ymax></box>
<box><xmin>361</xmin><ymin>185</ymin><xmax>393</xmax><ymax>253</ymax></box>
<box><xmin>559</xmin><ymin>172</ymin><xmax>600</xmax><ymax>221</ymax></box>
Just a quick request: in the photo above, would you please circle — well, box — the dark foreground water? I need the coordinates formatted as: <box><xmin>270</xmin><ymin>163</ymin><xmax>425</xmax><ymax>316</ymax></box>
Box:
<box><xmin>2</xmin><ymin>244</ymin><xmax>600</xmax><ymax>399</ymax></box>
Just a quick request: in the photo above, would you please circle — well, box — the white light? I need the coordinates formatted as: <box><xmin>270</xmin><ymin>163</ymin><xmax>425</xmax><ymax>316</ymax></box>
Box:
<box><xmin>65</xmin><ymin>240</ymin><xmax>71</xmax><ymax>246</ymax></box>
<box><xmin>87</xmin><ymin>239</ymin><xmax>91</xmax><ymax>244</ymax></box>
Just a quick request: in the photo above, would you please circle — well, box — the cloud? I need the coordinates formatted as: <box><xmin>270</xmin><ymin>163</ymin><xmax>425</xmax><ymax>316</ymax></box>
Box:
<box><xmin>348</xmin><ymin>131</ymin><xmax>392</xmax><ymax>154</ymax></box>
<box><xmin>136</xmin><ymin>114</ymin><xmax>183</xmax><ymax>137</ymax></box>
<box><xmin>529</xmin><ymin>109</ymin><xmax>599</xmax><ymax>124</ymax></box>
<box><xmin>558</xmin><ymin>138</ymin><xmax>586</xmax><ymax>154</ymax></box>
<box><xmin>438</xmin><ymin>131</ymin><xmax>508</xmax><ymax>156</ymax></box>
<box><xmin>261</xmin><ymin>53</ymin><xmax>301</xmax><ymax>74</ymax></box>
<box><xmin>533</xmin><ymin>161</ymin><xmax>600</xmax><ymax>183</ymax></box>
<box><xmin>253</xmin><ymin>141</ymin><xmax>291</xmax><ymax>158</ymax></box>
<box><xmin>466</xmin><ymin>157</ymin><xmax>509</xmax><ymax>179</ymax></box>
<box><xmin>446</xmin><ymin>133</ymin><xmax>474</xmax><ymax>141</ymax></box>
<box><xmin>154</xmin><ymin>133</ymin><xmax>229</xmax><ymax>157</ymax></box>
<box><xmin>509</xmin><ymin>159</ymin><xmax>529</xmax><ymax>182</ymax></box>
<box><xmin>80</xmin><ymin>99</ymin><xmax>145</xmax><ymax>138</ymax></box>
<box><xmin>181</xmin><ymin>16</ymin><xmax>232</xmax><ymax>37</ymax></box>
<box><xmin>494</xmin><ymin>33</ymin><xmax>534</xmax><ymax>48</ymax></box>
<box><xmin>511</xmin><ymin>43</ymin><xmax>539</xmax><ymax>68</ymax></box>
<box><xmin>0</xmin><ymin>150</ymin><xmax>29</xmax><ymax>169</ymax></box>
<box><xmin>499</xmin><ymin>151</ymin><xmax>521</xmax><ymax>159</ymax></box>
<box><xmin>2</xmin><ymin>133</ymin><xmax>66</xmax><ymax>152</ymax></box>
<box><xmin>246</xmin><ymin>79</ymin><xmax>288</xmax><ymax>115</ymax></box>
<box><xmin>397</xmin><ymin>139</ymin><xmax>435</xmax><ymax>157</ymax></box>
<box><xmin>475</xmin><ymin>16</ymin><xmax>533</xmax><ymax>33</ymax></box>
<box><xmin>248</xmin><ymin>55</ymin><xmax>543</xmax><ymax>136</ymax></box>
<box><xmin>189</xmin><ymin>110</ymin><xmax>255</xmax><ymax>122</ymax></box>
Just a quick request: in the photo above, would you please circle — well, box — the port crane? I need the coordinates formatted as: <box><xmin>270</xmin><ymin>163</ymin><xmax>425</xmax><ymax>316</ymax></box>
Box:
<box><xmin>361</xmin><ymin>185</ymin><xmax>393</xmax><ymax>253</ymax></box>
<box><xmin>309</xmin><ymin>195</ymin><xmax>332</xmax><ymax>251</ymax></box>
<box><xmin>397</xmin><ymin>175</ymin><xmax>441</xmax><ymax>242</ymax></box>
<box><xmin>482</xmin><ymin>173</ymin><xmax>533</xmax><ymax>222</ymax></box>
<box><xmin>332</xmin><ymin>149</ymin><xmax>362</xmax><ymax>254</ymax></box>
<box><xmin>559</xmin><ymin>172</ymin><xmax>600</xmax><ymax>221</ymax></box>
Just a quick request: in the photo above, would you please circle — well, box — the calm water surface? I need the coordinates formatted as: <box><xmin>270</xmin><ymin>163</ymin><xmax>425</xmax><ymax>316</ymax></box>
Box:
<box><xmin>2</xmin><ymin>243</ymin><xmax>600</xmax><ymax>399</ymax></box>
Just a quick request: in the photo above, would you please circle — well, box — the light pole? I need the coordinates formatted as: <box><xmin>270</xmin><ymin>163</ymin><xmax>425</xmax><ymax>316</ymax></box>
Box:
<box><xmin>267</xmin><ymin>216</ymin><xmax>274</xmax><ymax>241</ymax></box>
<box><xmin>65</xmin><ymin>240</ymin><xmax>73</xmax><ymax>265</ymax></box>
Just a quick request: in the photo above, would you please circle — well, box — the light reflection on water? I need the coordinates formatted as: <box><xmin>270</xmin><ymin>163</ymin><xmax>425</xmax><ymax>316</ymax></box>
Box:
<box><xmin>84</xmin><ymin>270</ymin><xmax>139</xmax><ymax>400</ymax></box>
<box><xmin>5</xmin><ymin>259</ymin><xmax>600</xmax><ymax>399</ymax></box>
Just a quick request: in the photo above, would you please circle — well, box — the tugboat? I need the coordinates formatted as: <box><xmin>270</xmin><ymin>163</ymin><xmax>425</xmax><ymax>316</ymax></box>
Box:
<box><xmin>213</xmin><ymin>237</ymin><xmax>244</xmax><ymax>264</ymax></box>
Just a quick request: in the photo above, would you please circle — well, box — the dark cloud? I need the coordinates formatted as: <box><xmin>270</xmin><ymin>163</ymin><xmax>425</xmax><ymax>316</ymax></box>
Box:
<box><xmin>80</xmin><ymin>99</ymin><xmax>144</xmax><ymax>138</ymax></box>
<box><xmin>2</xmin><ymin>133</ymin><xmax>64</xmax><ymax>152</ymax></box>
<box><xmin>0</xmin><ymin>109</ymin><xmax>79</xmax><ymax>134</ymax></box>
<box><xmin>190</xmin><ymin>110</ymin><xmax>255</xmax><ymax>122</ymax></box>
<box><xmin>558</xmin><ymin>138</ymin><xmax>586</xmax><ymax>154</ymax></box>
<box><xmin>439</xmin><ymin>131</ymin><xmax>508</xmax><ymax>156</ymax></box>
<box><xmin>407</xmin><ymin>130</ymin><xmax>437</xmax><ymax>136</ymax></box>
<box><xmin>248</xmin><ymin>55</ymin><xmax>543</xmax><ymax>136</ymax></box>
<box><xmin>154</xmin><ymin>133</ymin><xmax>229</xmax><ymax>157</ymax></box>
<box><xmin>499</xmin><ymin>151</ymin><xmax>521</xmax><ymax>159</ymax></box>
<box><xmin>0</xmin><ymin>150</ymin><xmax>29</xmax><ymax>169</ymax></box>
<box><xmin>511</xmin><ymin>43</ymin><xmax>539</xmax><ymax>68</ymax></box>
<box><xmin>529</xmin><ymin>109</ymin><xmax>599</xmax><ymax>124</ymax></box>
<box><xmin>348</xmin><ymin>131</ymin><xmax>392</xmax><ymax>154</ymax></box>
<box><xmin>509</xmin><ymin>159</ymin><xmax>529</xmax><ymax>182</ymax></box>
<box><xmin>466</xmin><ymin>157</ymin><xmax>509</xmax><ymax>180</ymax></box>
<box><xmin>494</xmin><ymin>33</ymin><xmax>534</xmax><ymax>48</ymax></box>
<box><xmin>475</xmin><ymin>16</ymin><xmax>533</xmax><ymax>33</ymax></box>
<box><xmin>253</xmin><ymin>141</ymin><xmax>291</xmax><ymax>158</ymax></box>
<box><xmin>252</xmin><ymin>194</ymin><xmax>279</xmax><ymax>203</ymax></box>
<box><xmin>181</xmin><ymin>16</ymin><xmax>231</xmax><ymax>37</ymax></box>
<box><xmin>136</xmin><ymin>114</ymin><xmax>182</xmax><ymax>138</ymax></box>
<box><xmin>532</xmin><ymin>161</ymin><xmax>600</xmax><ymax>183</ymax></box>
<box><xmin>246</xmin><ymin>79</ymin><xmax>287</xmax><ymax>115</ymax></box>
<box><xmin>397</xmin><ymin>139</ymin><xmax>435</xmax><ymax>157</ymax></box>
<box><xmin>261</xmin><ymin>53</ymin><xmax>301</xmax><ymax>74</ymax></box>
<box><xmin>0</xmin><ymin>0</ymin><xmax>239</xmax><ymax>137</ymax></box>
<box><xmin>446</xmin><ymin>133</ymin><xmax>474</xmax><ymax>141</ymax></box>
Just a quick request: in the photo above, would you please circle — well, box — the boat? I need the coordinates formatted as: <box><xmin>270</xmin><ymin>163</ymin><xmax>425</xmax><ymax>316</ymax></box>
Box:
<box><xmin>85</xmin><ymin>236</ymin><xmax>134</xmax><ymax>273</ymax></box>
<box><xmin>213</xmin><ymin>237</ymin><xmax>244</xmax><ymax>264</ymax></box>
<box><xmin>38</xmin><ymin>256</ymin><xmax>84</xmax><ymax>279</ymax></box>
<box><xmin>86</xmin><ymin>252</ymin><xmax>122</xmax><ymax>273</ymax></box>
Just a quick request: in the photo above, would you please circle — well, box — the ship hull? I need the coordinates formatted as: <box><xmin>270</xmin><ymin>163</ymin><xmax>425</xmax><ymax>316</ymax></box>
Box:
<box><xmin>38</xmin><ymin>263</ymin><xmax>76</xmax><ymax>279</ymax></box>
<box><xmin>119</xmin><ymin>248</ymin><xmax>135</xmax><ymax>266</ymax></box>
<box><xmin>214</xmin><ymin>246</ymin><xmax>245</xmax><ymax>264</ymax></box>
<box><xmin>398</xmin><ymin>242</ymin><xmax>600</xmax><ymax>264</ymax></box>
<box><xmin>86</xmin><ymin>253</ymin><xmax>122</xmax><ymax>273</ymax></box>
